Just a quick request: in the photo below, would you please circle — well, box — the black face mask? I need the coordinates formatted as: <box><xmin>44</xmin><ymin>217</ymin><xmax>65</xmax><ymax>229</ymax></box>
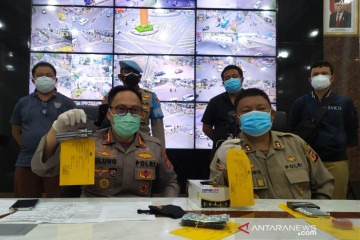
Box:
<box><xmin>123</xmin><ymin>72</ymin><xmax>140</xmax><ymax>88</ymax></box>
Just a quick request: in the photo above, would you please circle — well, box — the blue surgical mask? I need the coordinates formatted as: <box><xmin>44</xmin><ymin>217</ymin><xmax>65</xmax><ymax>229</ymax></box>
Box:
<box><xmin>35</xmin><ymin>76</ymin><xmax>56</xmax><ymax>93</ymax></box>
<box><xmin>239</xmin><ymin>111</ymin><xmax>272</xmax><ymax>136</ymax></box>
<box><xmin>110</xmin><ymin>112</ymin><xmax>141</xmax><ymax>137</ymax></box>
<box><xmin>224</xmin><ymin>78</ymin><xmax>242</xmax><ymax>93</ymax></box>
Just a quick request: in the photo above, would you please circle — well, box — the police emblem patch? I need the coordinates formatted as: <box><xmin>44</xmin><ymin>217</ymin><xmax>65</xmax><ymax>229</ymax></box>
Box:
<box><xmin>95</xmin><ymin>167</ymin><xmax>109</xmax><ymax>177</ymax></box>
<box><xmin>54</xmin><ymin>102</ymin><xmax>62</xmax><ymax>108</ymax></box>
<box><xmin>109</xmin><ymin>168</ymin><xmax>117</xmax><ymax>177</ymax></box>
<box><xmin>257</xmin><ymin>178</ymin><xmax>265</xmax><ymax>187</ymax></box>
<box><xmin>95</xmin><ymin>150</ymin><xmax>116</xmax><ymax>156</ymax></box>
<box><xmin>298</xmin><ymin>186</ymin><xmax>304</xmax><ymax>195</ymax></box>
<box><xmin>137</xmin><ymin>153</ymin><xmax>154</xmax><ymax>159</ymax></box>
<box><xmin>139</xmin><ymin>169</ymin><xmax>153</xmax><ymax>179</ymax></box>
<box><xmin>287</xmin><ymin>156</ymin><xmax>297</xmax><ymax>162</ymax></box>
<box><xmin>309</xmin><ymin>150</ymin><xmax>318</xmax><ymax>163</ymax></box>
<box><xmin>216</xmin><ymin>159</ymin><xmax>224</xmax><ymax>170</ymax></box>
<box><xmin>98</xmin><ymin>178</ymin><xmax>111</xmax><ymax>189</ymax></box>
<box><xmin>139</xmin><ymin>183</ymin><xmax>149</xmax><ymax>194</ymax></box>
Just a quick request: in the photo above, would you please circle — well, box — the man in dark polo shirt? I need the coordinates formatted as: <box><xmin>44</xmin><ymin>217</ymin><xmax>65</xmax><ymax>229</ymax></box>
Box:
<box><xmin>201</xmin><ymin>65</ymin><xmax>244</xmax><ymax>162</ymax></box>
<box><xmin>10</xmin><ymin>61</ymin><xmax>75</xmax><ymax>198</ymax></box>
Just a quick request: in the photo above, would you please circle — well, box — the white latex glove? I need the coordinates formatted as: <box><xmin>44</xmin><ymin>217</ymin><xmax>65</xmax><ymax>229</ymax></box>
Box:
<box><xmin>52</xmin><ymin>109</ymin><xmax>87</xmax><ymax>133</ymax></box>
<box><xmin>217</xmin><ymin>139</ymin><xmax>242</xmax><ymax>169</ymax></box>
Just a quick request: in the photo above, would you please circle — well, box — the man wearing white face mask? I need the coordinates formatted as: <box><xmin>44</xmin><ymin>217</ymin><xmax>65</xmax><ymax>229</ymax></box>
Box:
<box><xmin>10</xmin><ymin>62</ymin><xmax>75</xmax><ymax>198</ymax></box>
<box><xmin>290</xmin><ymin>61</ymin><xmax>358</xmax><ymax>199</ymax></box>
<box><xmin>210</xmin><ymin>88</ymin><xmax>334</xmax><ymax>199</ymax></box>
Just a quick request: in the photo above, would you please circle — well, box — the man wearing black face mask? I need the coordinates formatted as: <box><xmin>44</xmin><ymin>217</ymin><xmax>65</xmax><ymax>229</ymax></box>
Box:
<box><xmin>98</xmin><ymin>60</ymin><xmax>165</xmax><ymax>148</ymax></box>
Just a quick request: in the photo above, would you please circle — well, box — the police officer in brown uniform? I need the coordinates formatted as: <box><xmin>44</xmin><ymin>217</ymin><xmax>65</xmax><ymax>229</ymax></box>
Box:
<box><xmin>100</xmin><ymin>60</ymin><xmax>165</xmax><ymax>147</ymax></box>
<box><xmin>31</xmin><ymin>86</ymin><xmax>179</xmax><ymax>197</ymax></box>
<box><xmin>210</xmin><ymin>88</ymin><xmax>334</xmax><ymax>199</ymax></box>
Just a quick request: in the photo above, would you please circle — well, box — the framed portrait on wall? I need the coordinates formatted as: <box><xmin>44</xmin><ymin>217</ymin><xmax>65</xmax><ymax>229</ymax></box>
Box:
<box><xmin>324</xmin><ymin>0</ymin><xmax>359</xmax><ymax>36</ymax></box>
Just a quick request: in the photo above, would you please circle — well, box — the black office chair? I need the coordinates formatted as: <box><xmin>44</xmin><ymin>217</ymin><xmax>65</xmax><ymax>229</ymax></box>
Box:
<box><xmin>271</xmin><ymin>111</ymin><xmax>288</xmax><ymax>132</ymax></box>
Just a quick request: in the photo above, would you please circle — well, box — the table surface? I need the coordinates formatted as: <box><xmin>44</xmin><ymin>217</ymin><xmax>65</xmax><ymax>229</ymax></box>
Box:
<box><xmin>0</xmin><ymin>198</ymin><xmax>359</xmax><ymax>240</ymax></box>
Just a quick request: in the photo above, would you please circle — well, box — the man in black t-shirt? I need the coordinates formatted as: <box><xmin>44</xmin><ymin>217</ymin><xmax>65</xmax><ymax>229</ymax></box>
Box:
<box><xmin>201</xmin><ymin>65</ymin><xmax>244</xmax><ymax>162</ymax></box>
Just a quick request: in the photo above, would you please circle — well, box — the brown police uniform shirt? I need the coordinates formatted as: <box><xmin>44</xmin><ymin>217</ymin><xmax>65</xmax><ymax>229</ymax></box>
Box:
<box><xmin>210</xmin><ymin>131</ymin><xmax>334</xmax><ymax>199</ymax></box>
<box><xmin>31</xmin><ymin>128</ymin><xmax>179</xmax><ymax>197</ymax></box>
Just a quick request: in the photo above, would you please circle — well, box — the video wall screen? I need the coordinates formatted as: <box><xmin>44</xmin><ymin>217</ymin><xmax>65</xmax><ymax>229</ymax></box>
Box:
<box><xmin>30</xmin><ymin>0</ymin><xmax>277</xmax><ymax>149</ymax></box>
<box><xmin>114</xmin><ymin>9</ymin><xmax>195</xmax><ymax>55</ymax></box>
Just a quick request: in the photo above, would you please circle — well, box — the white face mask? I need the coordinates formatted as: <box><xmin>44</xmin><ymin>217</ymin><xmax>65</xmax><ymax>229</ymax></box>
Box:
<box><xmin>35</xmin><ymin>76</ymin><xmax>56</xmax><ymax>93</ymax></box>
<box><xmin>311</xmin><ymin>75</ymin><xmax>331</xmax><ymax>90</ymax></box>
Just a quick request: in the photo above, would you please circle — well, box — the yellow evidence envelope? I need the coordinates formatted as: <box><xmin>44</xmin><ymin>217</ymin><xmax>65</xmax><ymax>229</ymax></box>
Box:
<box><xmin>226</xmin><ymin>148</ymin><xmax>254</xmax><ymax>207</ymax></box>
<box><xmin>60</xmin><ymin>138</ymin><xmax>95</xmax><ymax>186</ymax></box>
<box><xmin>170</xmin><ymin>221</ymin><xmax>243</xmax><ymax>240</ymax></box>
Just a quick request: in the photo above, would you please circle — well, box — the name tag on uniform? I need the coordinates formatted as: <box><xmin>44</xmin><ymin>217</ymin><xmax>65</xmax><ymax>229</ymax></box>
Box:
<box><xmin>60</xmin><ymin>138</ymin><xmax>95</xmax><ymax>186</ymax></box>
<box><xmin>226</xmin><ymin>149</ymin><xmax>254</xmax><ymax>206</ymax></box>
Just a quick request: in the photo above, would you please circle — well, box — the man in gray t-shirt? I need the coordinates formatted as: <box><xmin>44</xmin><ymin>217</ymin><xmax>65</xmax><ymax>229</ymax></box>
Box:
<box><xmin>10</xmin><ymin>61</ymin><xmax>75</xmax><ymax>198</ymax></box>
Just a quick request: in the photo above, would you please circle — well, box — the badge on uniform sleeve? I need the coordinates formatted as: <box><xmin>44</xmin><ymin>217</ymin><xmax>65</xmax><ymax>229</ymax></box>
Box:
<box><xmin>309</xmin><ymin>150</ymin><xmax>318</xmax><ymax>163</ymax></box>
<box><xmin>216</xmin><ymin>159</ymin><xmax>224</xmax><ymax>170</ymax></box>
<box><xmin>164</xmin><ymin>155</ymin><xmax>172</xmax><ymax>169</ymax></box>
<box><xmin>304</xmin><ymin>143</ymin><xmax>318</xmax><ymax>163</ymax></box>
<box><xmin>98</xmin><ymin>178</ymin><xmax>111</xmax><ymax>189</ymax></box>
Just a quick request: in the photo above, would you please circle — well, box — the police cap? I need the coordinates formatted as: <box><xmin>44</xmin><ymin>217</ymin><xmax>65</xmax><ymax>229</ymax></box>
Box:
<box><xmin>119</xmin><ymin>60</ymin><xmax>143</xmax><ymax>73</ymax></box>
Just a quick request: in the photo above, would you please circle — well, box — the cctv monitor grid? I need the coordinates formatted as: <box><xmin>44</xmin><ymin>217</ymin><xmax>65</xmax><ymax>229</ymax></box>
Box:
<box><xmin>31</xmin><ymin>1</ymin><xmax>276</xmax><ymax>149</ymax></box>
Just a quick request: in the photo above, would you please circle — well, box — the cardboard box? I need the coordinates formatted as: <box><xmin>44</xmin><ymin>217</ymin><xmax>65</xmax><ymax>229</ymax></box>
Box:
<box><xmin>187</xmin><ymin>179</ymin><xmax>230</xmax><ymax>208</ymax></box>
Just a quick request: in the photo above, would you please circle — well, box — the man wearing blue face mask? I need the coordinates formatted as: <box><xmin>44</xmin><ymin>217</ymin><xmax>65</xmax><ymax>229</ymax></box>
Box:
<box><xmin>31</xmin><ymin>86</ymin><xmax>179</xmax><ymax>197</ymax></box>
<box><xmin>10</xmin><ymin>61</ymin><xmax>75</xmax><ymax>198</ymax></box>
<box><xmin>209</xmin><ymin>88</ymin><xmax>334</xmax><ymax>199</ymax></box>
<box><xmin>289</xmin><ymin>61</ymin><xmax>358</xmax><ymax>199</ymax></box>
<box><xmin>202</xmin><ymin>65</ymin><xmax>244</xmax><ymax>165</ymax></box>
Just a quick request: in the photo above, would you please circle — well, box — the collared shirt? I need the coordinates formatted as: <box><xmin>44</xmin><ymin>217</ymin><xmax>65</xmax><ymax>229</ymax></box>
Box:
<box><xmin>201</xmin><ymin>92</ymin><xmax>235</xmax><ymax>157</ymax></box>
<box><xmin>10</xmin><ymin>91</ymin><xmax>75</xmax><ymax>167</ymax></box>
<box><xmin>31</xmin><ymin>129</ymin><xmax>179</xmax><ymax>197</ymax></box>
<box><xmin>210</xmin><ymin>131</ymin><xmax>334</xmax><ymax>199</ymax></box>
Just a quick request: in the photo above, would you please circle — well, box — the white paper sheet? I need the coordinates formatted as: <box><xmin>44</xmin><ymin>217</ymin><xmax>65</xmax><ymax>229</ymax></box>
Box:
<box><xmin>1</xmin><ymin>201</ymin><xmax>155</xmax><ymax>223</ymax></box>
<box><xmin>100</xmin><ymin>202</ymin><xmax>155</xmax><ymax>221</ymax></box>
<box><xmin>0</xmin><ymin>202</ymin><xmax>77</xmax><ymax>223</ymax></box>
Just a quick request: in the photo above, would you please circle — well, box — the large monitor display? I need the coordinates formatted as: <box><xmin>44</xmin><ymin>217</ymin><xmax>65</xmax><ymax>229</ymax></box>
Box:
<box><xmin>114</xmin><ymin>9</ymin><xmax>195</xmax><ymax>54</ymax></box>
<box><xmin>30</xmin><ymin>0</ymin><xmax>277</xmax><ymax>149</ymax></box>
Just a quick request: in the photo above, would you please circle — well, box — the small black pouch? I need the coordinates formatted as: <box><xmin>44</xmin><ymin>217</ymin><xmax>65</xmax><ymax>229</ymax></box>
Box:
<box><xmin>137</xmin><ymin>204</ymin><xmax>186</xmax><ymax>219</ymax></box>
